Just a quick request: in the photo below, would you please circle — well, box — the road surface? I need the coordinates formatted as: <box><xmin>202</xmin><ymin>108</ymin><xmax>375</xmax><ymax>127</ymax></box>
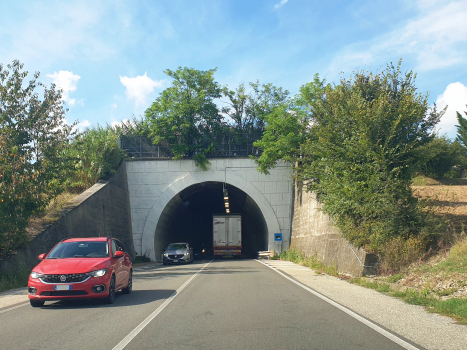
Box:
<box><xmin>0</xmin><ymin>259</ymin><xmax>421</xmax><ymax>350</ymax></box>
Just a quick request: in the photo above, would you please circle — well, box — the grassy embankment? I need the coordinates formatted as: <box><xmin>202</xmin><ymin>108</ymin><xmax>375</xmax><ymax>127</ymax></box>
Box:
<box><xmin>0</xmin><ymin>192</ymin><xmax>77</xmax><ymax>293</ymax></box>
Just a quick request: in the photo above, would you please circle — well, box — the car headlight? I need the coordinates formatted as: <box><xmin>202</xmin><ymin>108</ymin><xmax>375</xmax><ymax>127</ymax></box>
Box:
<box><xmin>30</xmin><ymin>271</ymin><xmax>43</xmax><ymax>279</ymax></box>
<box><xmin>164</xmin><ymin>253</ymin><xmax>168</xmax><ymax>257</ymax></box>
<box><xmin>184</xmin><ymin>252</ymin><xmax>190</xmax><ymax>256</ymax></box>
<box><xmin>86</xmin><ymin>269</ymin><xmax>107</xmax><ymax>277</ymax></box>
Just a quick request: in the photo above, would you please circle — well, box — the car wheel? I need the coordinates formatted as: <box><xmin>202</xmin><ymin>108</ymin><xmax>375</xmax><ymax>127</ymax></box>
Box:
<box><xmin>122</xmin><ymin>270</ymin><xmax>132</xmax><ymax>294</ymax></box>
<box><xmin>30</xmin><ymin>300</ymin><xmax>45</xmax><ymax>307</ymax></box>
<box><xmin>104</xmin><ymin>275</ymin><xmax>116</xmax><ymax>304</ymax></box>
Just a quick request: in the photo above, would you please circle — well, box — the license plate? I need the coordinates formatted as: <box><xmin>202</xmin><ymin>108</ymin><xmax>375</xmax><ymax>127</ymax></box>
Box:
<box><xmin>172</xmin><ymin>260</ymin><xmax>178</xmax><ymax>262</ymax></box>
<box><xmin>54</xmin><ymin>285</ymin><xmax>71</xmax><ymax>291</ymax></box>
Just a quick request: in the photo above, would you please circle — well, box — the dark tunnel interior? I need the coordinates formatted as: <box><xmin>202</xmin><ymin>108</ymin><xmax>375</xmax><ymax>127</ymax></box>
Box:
<box><xmin>153</xmin><ymin>181</ymin><xmax>268</xmax><ymax>259</ymax></box>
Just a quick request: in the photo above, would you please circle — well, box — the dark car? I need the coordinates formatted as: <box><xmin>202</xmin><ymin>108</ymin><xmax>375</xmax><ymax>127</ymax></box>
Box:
<box><xmin>162</xmin><ymin>243</ymin><xmax>193</xmax><ymax>265</ymax></box>
<box><xmin>28</xmin><ymin>237</ymin><xmax>132</xmax><ymax>307</ymax></box>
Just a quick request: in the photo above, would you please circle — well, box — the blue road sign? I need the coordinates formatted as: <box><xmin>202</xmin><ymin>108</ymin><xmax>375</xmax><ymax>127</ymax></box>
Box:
<box><xmin>274</xmin><ymin>233</ymin><xmax>282</xmax><ymax>242</ymax></box>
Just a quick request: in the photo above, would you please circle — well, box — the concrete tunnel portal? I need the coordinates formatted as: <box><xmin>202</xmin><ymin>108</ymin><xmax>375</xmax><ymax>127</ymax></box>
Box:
<box><xmin>153</xmin><ymin>181</ymin><xmax>268</xmax><ymax>259</ymax></box>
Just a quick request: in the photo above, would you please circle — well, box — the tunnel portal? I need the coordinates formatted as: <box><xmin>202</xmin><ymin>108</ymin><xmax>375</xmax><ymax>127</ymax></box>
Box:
<box><xmin>154</xmin><ymin>181</ymin><xmax>268</xmax><ymax>259</ymax></box>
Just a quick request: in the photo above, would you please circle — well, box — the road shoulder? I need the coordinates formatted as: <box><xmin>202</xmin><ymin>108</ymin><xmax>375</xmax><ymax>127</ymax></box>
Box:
<box><xmin>259</xmin><ymin>259</ymin><xmax>467</xmax><ymax>350</ymax></box>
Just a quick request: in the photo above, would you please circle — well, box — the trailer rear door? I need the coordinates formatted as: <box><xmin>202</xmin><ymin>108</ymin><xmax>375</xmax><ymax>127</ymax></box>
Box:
<box><xmin>213</xmin><ymin>216</ymin><xmax>227</xmax><ymax>247</ymax></box>
<box><xmin>228</xmin><ymin>216</ymin><xmax>242</xmax><ymax>246</ymax></box>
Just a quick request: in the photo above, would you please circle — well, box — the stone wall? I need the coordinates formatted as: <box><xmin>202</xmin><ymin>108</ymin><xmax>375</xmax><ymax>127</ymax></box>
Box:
<box><xmin>0</xmin><ymin>162</ymin><xmax>135</xmax><ymax>274</ymax></box>
<box><xmin>290</xmin><ymin>183</ymin><xmax>377</xmax><ymax>276</ymax></box>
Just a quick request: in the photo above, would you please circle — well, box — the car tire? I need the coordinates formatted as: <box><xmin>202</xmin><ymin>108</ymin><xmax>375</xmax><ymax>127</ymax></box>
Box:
<box><xmin>122</xmin><ymin>270</ymin><xmax>132</xmax><ymax>294</ymax></box>
<box><xmin>30</xmin><ymin>300</ymin><xmax>44</xmax><ymax>307</ymax></box>
<box><xmin>104</xmin><ymin>275</ymin><xmax>116</xmax><ymax>304</ymax></box>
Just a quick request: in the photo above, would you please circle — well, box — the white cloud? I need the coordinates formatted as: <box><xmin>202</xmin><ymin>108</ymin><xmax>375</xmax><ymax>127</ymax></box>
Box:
<box><xmin>274</xmin><ymin>0</ymin><xmax>289</xmax><ymax>10</ymax></box>
<box><xmin>119</xmin><ymin>72</ymin><xmax>164</xmax><ymax>107</ymax></box>
<box><xmin>326</xmin><ymin>1</ymin><xmax>467</xmax><ymax>77</ymax></box>
<box><xmin>111</xmin><ymin>103</ymin><xmax>117</xmax><ymax>110</ymax></box>
<box><xmin>111</xmin><ymin>118</ymin><xmax>131</xmax><ymax>128</ymax></box>
<box><xmin>435</xmin><ymin>82</ymin><xmax>467</xmax><ymax>137</ymax></box>
<box><xmin>47</xmin><ymin>70</ymin><xmax>81</xmax><ymax>106</ymax></box>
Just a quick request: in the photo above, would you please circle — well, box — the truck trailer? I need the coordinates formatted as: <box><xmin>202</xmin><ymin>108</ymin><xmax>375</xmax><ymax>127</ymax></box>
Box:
<box><xmin>213</xmin><ymin>215</ymin><xmax>242</xmax><ymax>257</ymax></box>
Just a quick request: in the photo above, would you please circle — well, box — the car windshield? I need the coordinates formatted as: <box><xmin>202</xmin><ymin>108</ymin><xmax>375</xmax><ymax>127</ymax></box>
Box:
<box><xmin>47</xmin><ymin>242</ymin><xmax>109</xmax><ymax>259</ymax></box>
<box><xmin>167</xmin><ymin>244</ymin><xmax>187</xmax><ymax>250</ymax></box>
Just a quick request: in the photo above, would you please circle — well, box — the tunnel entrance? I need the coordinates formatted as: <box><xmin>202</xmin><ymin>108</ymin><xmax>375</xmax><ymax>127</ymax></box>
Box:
<box><xmin>153</xmin><ymin>181</ymin><xmax>268</xmax><ymax>260</ymax></box>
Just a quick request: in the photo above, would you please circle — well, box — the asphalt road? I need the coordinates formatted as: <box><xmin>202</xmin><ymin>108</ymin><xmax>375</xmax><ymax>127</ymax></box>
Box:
<box><xmin>0</xmin><ymin>259</ymin><xmax>421</xmax><ymax>350</ymax></box>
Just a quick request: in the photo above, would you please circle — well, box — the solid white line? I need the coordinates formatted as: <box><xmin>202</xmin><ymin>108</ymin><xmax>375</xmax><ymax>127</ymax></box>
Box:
<box><xmin>112</xmin><ymin>261</ymin><xmax>212</xmax><ymax>350</ymax></box>
<box><xmin>256</xmin><ymin>259</ymin><xmax>420</xmax><ymax>350</ymax></box>
<box><xmin>0</xmin><ymin>302</ymin><xmax>29</xmax><ymax>314</ymax></box>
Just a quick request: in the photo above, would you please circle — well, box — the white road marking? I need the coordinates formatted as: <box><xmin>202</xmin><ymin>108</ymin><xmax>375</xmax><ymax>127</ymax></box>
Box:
<box><xmin>0</xmin><ymin>302</ymin><xmax>29</xmax><ymax>314</ymax></box>
<box><xmin>257</xmin><ymin>259</ymin><xmax>420</xmax><ymax>350</ymax></box>
<box><xmin>112</xmin><ymin>261</ymin><xmax>212</xmax><ymax>350</ymax></box>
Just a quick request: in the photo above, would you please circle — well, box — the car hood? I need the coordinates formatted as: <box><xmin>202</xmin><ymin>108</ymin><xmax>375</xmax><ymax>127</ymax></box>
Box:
<box><xmin>34</xmin><ymin>258</ymin><xmax>109</xmax><ymax>274</ymax></box>
<box><xmin>166</xmin><ymin>249</ymin><xmax>187</xmax><ymax>254</ymax></box>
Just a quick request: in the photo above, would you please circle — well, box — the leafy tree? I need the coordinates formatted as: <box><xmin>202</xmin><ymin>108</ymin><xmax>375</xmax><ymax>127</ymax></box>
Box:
<box><xmin>0</xmin><ymin>60</ymin><xmax>75</xmax><ymax>255</ymax></box>
<box><xmin>63</xmin><ymin>125</ymin><xmax>126</xmax><ymax>192</ymax></box>
<box><xmin>414</xmin><ymin>136</ymin><xmax>466</xmax><ymax>178</ymax></box>
<box><xmin>144</xmin><ymin>67</ymin><xmax>224</xmax><ymax>169</ymax></box>
<box><xmin>253</xmin><ymin>74</ymin><xmax>325</xmax><ymax>173</ymax></box>
<box><xmin>255</xmin><ymin>61</ymin><xmax>443</xmax><ymax>250</ymax></box>
<box><xmin>301</xmin><ymin>62</ymin><xmax>442</xmax><ymax>249</ymax></box>
<box><xmin>455</xmin><ymin>108</ymin><xmax>467</xmax><ymax>150</ymax></box>
<box><xmin>222</xmin><ymin>81</ymin><xmax>290</xmax><ymax>134</ymax></box>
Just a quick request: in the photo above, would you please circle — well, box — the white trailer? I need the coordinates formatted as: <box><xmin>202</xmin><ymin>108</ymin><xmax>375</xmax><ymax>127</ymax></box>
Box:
<box><xmin>213</xmin><ymin>215</ymin><xmax>242</xmax><ymax>257</ymax></box>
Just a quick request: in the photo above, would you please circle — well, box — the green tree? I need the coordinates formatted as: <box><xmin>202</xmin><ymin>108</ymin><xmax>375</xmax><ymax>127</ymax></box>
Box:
<box><xmin>455</xmin><ymin>108</ymin><xmax>467</xmax><ymax>150</ymax></box>
<box><xmin>63</xmin><ymin>125</ymin><xmax>126</xmax><ymax>192</ymax></box>
<box><xmin>253</xmin><ymin>74</ymin><xmax>325</xmax><ymax>173</ymax></box>
<box><xmin>222</xmin><ymin>81</ymin><xmax>290</xmax><ymax>134</ymax></box>
<box><xmin>0</xmin><ymin>60</ymin><xmax>75</xmax><ymax>255</ymax></box>
<box><xmin>302</xmin><ymin>62</ymin><xmax>442</xmax><ymax>249</ymax></box>
<box><xmin>255</xmin><ymin>61</ymin><xmax>443</xmax><ymax>250</ymax></box>
<box><xmin>415</xmin><ymin>136</ymin><xmax>466</xmax><ymax>178</ymax></box>
<box><xmin>144</xmin><ymin>67</ymin><xmax>223</xmax><ymax>169</ymax></box>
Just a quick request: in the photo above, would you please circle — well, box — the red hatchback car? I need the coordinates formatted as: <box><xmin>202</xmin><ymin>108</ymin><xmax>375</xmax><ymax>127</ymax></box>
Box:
<box><xmin>28</xmin><ymin>237</ymin><xmax>132</xmax><ymax>307</ymax></box>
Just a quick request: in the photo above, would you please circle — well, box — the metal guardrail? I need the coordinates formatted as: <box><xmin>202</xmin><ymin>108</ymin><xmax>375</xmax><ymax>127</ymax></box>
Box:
<box><xmin>119</xmin><ymin>134</ymin><xmax>263</xmax><ymax>159</ymax></box>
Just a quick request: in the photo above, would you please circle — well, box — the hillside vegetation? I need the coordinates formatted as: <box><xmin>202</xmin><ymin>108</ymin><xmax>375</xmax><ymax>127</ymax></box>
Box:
<box><xmin>352</xmin><ymin>177</ymin><xmax>467</xmax><ymax>323</ymax></box>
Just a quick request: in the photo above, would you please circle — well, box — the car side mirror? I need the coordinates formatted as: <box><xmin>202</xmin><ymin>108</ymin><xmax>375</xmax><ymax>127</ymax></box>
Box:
<box><xmin>38</xmin><ymin>253</ymin><xmax>46</xmax><ymax>260</ymax></box>
<box><xmin>114</xmin><ymin>251</ymin><xmax>125</xmax><ymax>258</ymax></box>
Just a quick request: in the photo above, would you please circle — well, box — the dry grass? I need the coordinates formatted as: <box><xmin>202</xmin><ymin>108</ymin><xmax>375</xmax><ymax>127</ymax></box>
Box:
<box><xmin>26</xmin><ymin>192</ymin><xmax>78</xmax><ymax>237</ymax></box>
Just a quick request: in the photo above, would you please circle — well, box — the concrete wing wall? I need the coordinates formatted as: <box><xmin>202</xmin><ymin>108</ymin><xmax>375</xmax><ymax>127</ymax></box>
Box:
<box><xmin>291</xmin><ymin>184</ymin><xmax>377</xmax><ymax>276</ymax></box>
<box><xmin>0</xmin><ymin>162</ymin><xmax>135</xmax><ymax>274</ymax></box>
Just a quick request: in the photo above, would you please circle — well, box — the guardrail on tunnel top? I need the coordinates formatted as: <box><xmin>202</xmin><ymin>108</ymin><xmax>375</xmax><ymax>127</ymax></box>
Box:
<box><xmin>118</xmin><ymin>134</ymin><xmax>263</xmax><ymax>159</ymax></box>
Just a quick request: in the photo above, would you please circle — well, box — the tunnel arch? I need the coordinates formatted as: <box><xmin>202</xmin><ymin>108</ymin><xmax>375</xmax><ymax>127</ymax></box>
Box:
<box><xmin>141</xmin><ymin>170</ymin><xmax>281</xmax><ymax>261</ymax></box>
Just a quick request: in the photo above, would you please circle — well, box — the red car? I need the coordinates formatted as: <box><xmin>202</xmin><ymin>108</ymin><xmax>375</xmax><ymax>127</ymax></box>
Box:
<box><xmin>28</xmin><ymin>237</ymin><xmax>132</xmax><ymax>307</ymax></box>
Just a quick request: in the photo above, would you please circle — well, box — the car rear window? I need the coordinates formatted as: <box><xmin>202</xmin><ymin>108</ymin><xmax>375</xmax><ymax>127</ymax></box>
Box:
<box><xmin>167</xmin><ymin>244</ymin><xmax>187</xmax><ymax>250</ymax></box>
<box><xmin>47</xmin><ymin>242</ymin><xmax>109</xmax><ymax>258</ymax></box>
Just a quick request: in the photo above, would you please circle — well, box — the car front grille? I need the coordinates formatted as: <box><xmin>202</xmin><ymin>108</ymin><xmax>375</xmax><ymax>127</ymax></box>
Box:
<box><xmin>168</xmin><ymin>254</ymin><xmax>184</xmax><ymax>259</ymax></box>
<box><xmin>40</xmin><ymin>291</ymin><xmax>88</xmax><ymax>296</ymax></box>
<box><xmin>41</xmin><ymin>274</ymin><xmax>89</xmax><ymax>283</ymax></box>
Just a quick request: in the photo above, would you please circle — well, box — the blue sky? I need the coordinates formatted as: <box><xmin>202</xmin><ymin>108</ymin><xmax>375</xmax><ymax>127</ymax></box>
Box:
<box><xmin>1</xmin><ymin>0</ymin><xmax>466</xmax><ymax>139</ymax></box>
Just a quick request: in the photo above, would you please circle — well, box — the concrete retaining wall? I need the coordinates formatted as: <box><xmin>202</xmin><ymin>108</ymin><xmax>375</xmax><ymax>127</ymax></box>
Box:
<box><xmin>290</xmin><ymin>183</ymin><xmax>377</xmax><ymax>276</ymax></box>
<box><xmin>0</xmin><ymin>162</ymin><xmax>135</xmax><ymax>274</ymax></box>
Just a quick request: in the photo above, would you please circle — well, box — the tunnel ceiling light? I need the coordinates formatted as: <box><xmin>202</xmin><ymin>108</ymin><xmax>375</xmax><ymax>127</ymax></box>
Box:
<box><xmin>225</xmin><ymin>202</ymin><xmax>229</xmax><ymax>207</ymax></box>
<box><xmin>226</xmin><ymin>209</ymin><xmax>230</xmax><ymax>213</ymax></box>
<box><xmin>224</xmin><ymin>196</ymin><xmax>229</xmax><ymax>200</ymax></box>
